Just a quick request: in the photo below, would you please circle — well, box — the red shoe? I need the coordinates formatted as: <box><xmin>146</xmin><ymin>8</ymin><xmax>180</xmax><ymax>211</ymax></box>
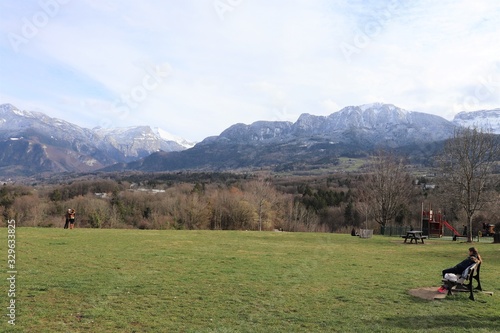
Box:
<box><xmin>437</xmin><ymin>286</ymin><xmax>446</xmax><ymax>293</ymax></box>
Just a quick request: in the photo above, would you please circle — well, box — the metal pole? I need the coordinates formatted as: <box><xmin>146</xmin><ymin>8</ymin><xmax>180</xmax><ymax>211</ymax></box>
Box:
<box><xmin>421</xmin><ymin>202</ymin><xmax>423</xmax><ymax>234</ymax></box>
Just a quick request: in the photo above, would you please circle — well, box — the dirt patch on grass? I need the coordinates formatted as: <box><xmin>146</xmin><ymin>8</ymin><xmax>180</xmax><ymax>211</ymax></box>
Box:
<box><xmin>408</xmin><ymin>287</ymin><xmax>446</xmax><ymax>300</ymax></box>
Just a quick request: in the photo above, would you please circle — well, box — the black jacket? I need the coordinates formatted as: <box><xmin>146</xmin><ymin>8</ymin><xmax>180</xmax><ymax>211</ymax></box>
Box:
<box><xmin>454</xmin><ymin>256</ymin><xmax>477</xmax><ymax>272</ymax></box>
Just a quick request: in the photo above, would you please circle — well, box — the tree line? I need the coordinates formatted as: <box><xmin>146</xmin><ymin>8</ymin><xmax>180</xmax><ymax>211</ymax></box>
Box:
<box><xmin>1</xmin><ymin>127</ymin><xmax>499</xmax><ymax>236</ymax></box>
<box><xmin>1</xmin><ymin>176</ymin><xmax>356</xmax><ymax>232</ymax></box>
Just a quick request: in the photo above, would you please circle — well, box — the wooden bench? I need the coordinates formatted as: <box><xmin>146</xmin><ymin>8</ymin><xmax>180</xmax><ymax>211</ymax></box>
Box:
<box><xmin>453</xmin><ymin>235</ymin><xmax>479</xmax><ymax>241</ymax></box>
<box><xmin>442</xmin><ymin>263</ymin><xmax>482</xmax><ymax>300</ymax></box>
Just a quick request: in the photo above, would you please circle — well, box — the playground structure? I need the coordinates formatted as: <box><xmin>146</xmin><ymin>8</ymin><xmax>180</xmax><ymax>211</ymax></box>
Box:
<box><xmin>421</xmin><ymin>204</ymin><xmax>462</xmax><ymax>238</ymax></box>
<box><xmin>420</xmin><ymin>203</ymin><xmax>495</xmax><ymax>238</ymax></box>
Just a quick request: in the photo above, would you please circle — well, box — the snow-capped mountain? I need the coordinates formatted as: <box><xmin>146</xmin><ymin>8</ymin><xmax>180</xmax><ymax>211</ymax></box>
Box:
<box><xmin>452</xmin><ymin>109</ymin><xmax>500</xmax><ymax>134</ymax></box>
<box><xmin>93</xmin><ymin>126</ymin><xmax>187</xmax><ymax>158</ymax></box>
<box><xmin>153</xmin><ymin>127</ymin><xmax>196</xmax><ymax>149</ymax></box>
<box><xmin>0</xmin><ymin>103</ymin><xmax>96</xmax><ymax>144</ymax></box>
<box><xmin>0</xmin><ymin>103</ymin><xmax>192</xmax><ymax>176</ymax></box>
<box><xmin>2</xmin><ymin>102</ymin><xmax>499</xmax><ymax>176</ymax></box>
<box><xmin>0</xmin><ymin>103</ymin><xmax>112</xmax><ymax>174</ymax></box>
<box><xmin>114</xmin><ymin>103</ymin><xmax>463</xmax><ymax>173</ymax></box>
<box><xmin>216</xmin><ymin>103</ymin><xmax>455</xmax><ymax>146</ymax></box>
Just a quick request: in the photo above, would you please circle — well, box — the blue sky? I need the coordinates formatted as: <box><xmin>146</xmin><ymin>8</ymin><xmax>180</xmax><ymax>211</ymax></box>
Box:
<box><xmin>1</xmin><ymin>0</ymin><xmax>499</xmax><ymax>141</ymax></box>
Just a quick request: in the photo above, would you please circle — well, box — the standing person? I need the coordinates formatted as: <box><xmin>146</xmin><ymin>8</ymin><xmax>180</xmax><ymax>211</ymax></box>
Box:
<box><xmin>64</xmin><ymin>208</ymin><xmax>76</xmax><ymax>229</ymax></box>
<box><xmin>64</xmin><ymin>209</ymin><xmax>70</xmax><ymax>229</ymax></box>
<box><xmin>437</xmin><ymin>247</ymin><xmax>482</xmax><ymax>293</ymax></box>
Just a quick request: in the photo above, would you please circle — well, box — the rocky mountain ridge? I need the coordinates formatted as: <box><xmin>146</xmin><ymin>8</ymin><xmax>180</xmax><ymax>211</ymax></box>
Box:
<box><xmin>1</xmin><ymin>102</ymin><xmax>499</xmax><ymax>177</ymax></box>
<box><xmin>452</xmin><ymin>108</ymin><xmax>500</xmax><ymax>133</ymax></box>
<box><xmin>0</xmin><ymin>103</ymin><xmax>190</xmax><ymax>176</ymax></box>
<box><xmin>111</xmin><ymin>103</ymin><xmax>499</xmax><ymax>173</ymax></box>
<box><xmin>214</xmin><ymin>103</ymin><xmax>455</xmax><ymax>146</ymax></box>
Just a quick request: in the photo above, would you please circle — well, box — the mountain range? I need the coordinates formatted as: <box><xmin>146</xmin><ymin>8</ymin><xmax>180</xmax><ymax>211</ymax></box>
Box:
<box><xmin>0</xmin><ymin>103</ymin><xmax>193</xmax><ymax>177</ymax></box>
<box><xmin>1</xmin><ymin>102</ymin><xmax>499</xmax><ymax>177</ymax></box>
<box><xmin>105</xmin><ymin>103</ymin><xmax>500</xmax><ymax>173</ymax></box>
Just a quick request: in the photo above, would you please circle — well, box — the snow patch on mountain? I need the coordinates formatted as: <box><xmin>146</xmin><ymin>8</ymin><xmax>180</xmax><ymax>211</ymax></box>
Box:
<box><xmin>92</xmin><ymin>125</ymin><xmax>186</xmax><ymax>158</ymax></box>
<box><xmin>0</xmin><ymin>103</ymin><xmax>193</xmax><ymax>170</ymax></box>
<box><xmin>153</xmin><ymin>127</ymin><xmax>196</xmax><ymax>149</ymax></box>
<box><xmin>452</xmin><ymin>109</ymin><xmax>500</xmax><ymax>134</ymax></box>
<box><xmin>359</xmin><ymin>102</ymin><xmax>392</xmax><ymax>112</ymax></box>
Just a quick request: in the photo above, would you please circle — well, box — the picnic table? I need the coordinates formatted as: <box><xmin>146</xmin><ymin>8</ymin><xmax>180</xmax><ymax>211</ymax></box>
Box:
<box><xmin>402</xmin><ymin>230</ymin><xmax>427</xmax><ymax>244</ymax></box>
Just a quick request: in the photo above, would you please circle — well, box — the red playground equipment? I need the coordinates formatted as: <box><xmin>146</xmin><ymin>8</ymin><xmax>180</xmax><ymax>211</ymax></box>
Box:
<box><xmin>421</xmin><ymin>204</ymin><xmax>461</xmax><ymax>238</ymax></box>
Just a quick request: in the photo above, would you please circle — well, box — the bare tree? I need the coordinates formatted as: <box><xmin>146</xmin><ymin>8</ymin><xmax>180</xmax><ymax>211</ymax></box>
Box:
<box><xmin>245</xmin><ymin>177</ymin><xmax>276</xmax><ymax>231</ymax></box>
<box><xmin>277</xmin><ymin>196</ymin><xmax>319</xmax><ymax>232</ymax></box>
<box><xmin>440</xmin><ymin>127</ymin><xmax>500</xmax><ymax>242</ymax></box>
<box><xmin>361</xmin><ymin>151</ymin><xmax>414</xmax><ymax>228</ymax></box>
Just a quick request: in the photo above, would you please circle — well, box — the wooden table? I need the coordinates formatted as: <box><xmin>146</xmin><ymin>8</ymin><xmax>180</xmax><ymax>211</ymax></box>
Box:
<box><xmin>402</xmin><ymin>231</ymin><xmax>427</xmax><ymax>244</ymax></box>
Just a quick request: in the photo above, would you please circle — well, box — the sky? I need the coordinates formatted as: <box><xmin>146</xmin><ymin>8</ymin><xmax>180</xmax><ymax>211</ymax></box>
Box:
<box><xmin>1</xmin><ymin>0</ymin><xmax>499</xmax><ymax>142</ymax></box>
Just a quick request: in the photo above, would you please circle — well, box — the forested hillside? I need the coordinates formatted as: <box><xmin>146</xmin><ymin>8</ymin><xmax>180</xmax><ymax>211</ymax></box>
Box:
<box><xmin>2</xmin><ymin>171</ymin><xmax>498</xmax><ymax>233</ymax></box>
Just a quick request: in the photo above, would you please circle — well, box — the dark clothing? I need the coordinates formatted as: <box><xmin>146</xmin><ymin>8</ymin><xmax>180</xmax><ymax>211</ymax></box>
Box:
<box><xmin>442</xmin><ymin>256</ymin><xmax>477</xmax><ymax>278</ymax></box>
<box><xmin>64</xmin><ymin>210</ymin><xmax>75</xmax><ymax>229</ymax></box>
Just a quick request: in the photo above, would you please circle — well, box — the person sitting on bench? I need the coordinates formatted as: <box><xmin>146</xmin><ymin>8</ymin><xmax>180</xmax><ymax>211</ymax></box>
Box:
<box><xmin>438</xmin><ymin>247</ymin><xmax>482</xmax><ymax>293</ymax></box>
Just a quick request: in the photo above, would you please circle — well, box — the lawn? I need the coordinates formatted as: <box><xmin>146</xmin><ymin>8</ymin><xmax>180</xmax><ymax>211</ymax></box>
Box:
<box><xmin>1</xmin><ymin>228</ymin><xmax>499</xmax><ymax>332</ymax></box>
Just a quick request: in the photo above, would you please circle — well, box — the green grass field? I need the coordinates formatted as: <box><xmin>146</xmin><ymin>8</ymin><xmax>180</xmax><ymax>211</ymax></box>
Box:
<box><xmin>1</xmin><ymin>228</ymin><xmax>499</xmax><ymax>332</ymax></box>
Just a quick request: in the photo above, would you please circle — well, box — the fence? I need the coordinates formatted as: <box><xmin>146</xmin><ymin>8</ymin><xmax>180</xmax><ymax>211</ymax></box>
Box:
<box><xmin>380</xmin><ymin>225</ymin><xmax>412</xmax><ymax>237</ymax></box>
<box><xmin>380</xmin><ymin>225</ymin><xmax>475</xmax><ymax>238</ymax></box>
